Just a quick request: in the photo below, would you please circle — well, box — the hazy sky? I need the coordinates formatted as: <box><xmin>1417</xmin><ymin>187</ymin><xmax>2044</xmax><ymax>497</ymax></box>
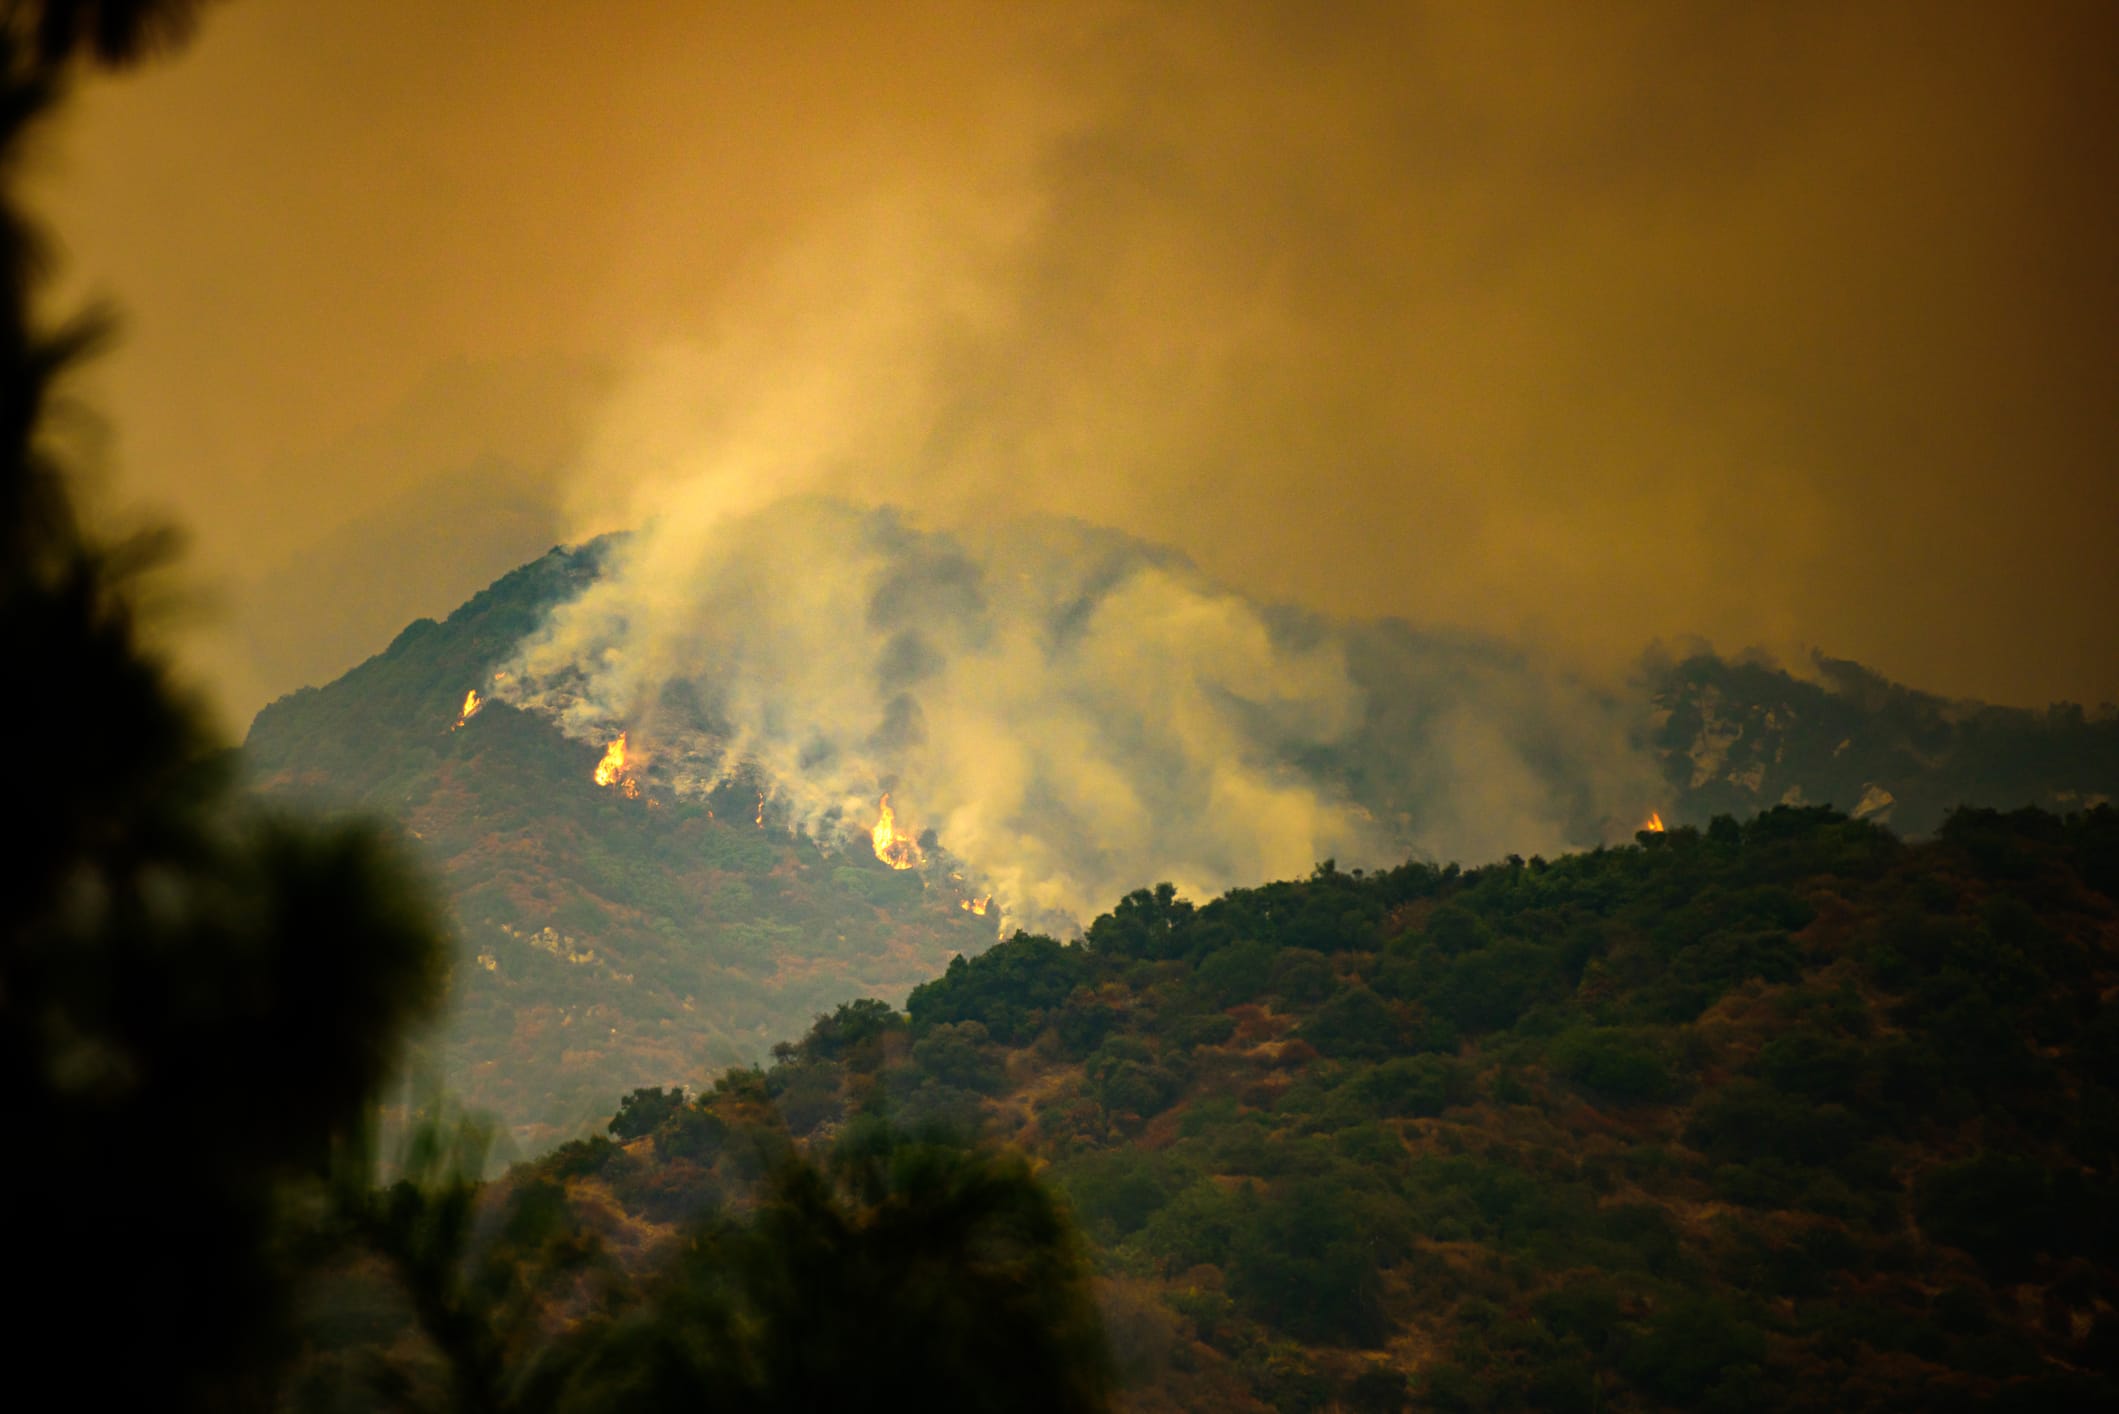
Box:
<box><xmin>34</xmin><ymin>0</ymin><xmax>2119</xmax><ymax>725</ymax></box>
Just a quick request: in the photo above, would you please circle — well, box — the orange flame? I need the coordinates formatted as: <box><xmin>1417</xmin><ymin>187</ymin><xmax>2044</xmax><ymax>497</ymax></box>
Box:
<box><xmin>593</xmin><ymin>733</ymin><xmax>628</xmax><ymax>787</ymax></box>
<box><xmin>755</xmin><ymin>791</ymin><xmax>765</xmax><ymax>828</ymax></box>
<box><xmin>959</xmin><ymin>896</ymin><xmax>990</xmax><ymax>916</ymax></box>
<box><xmin>871</xmin><ymin>794</ymin><xmax>924</xmax><ymax>870</ymax></box>
<box><xmin>1641</xmin><ymin>811</ymin><xmax>1666</xmax><ymax>833</ymax></box>
<box><xmin>453</xmin><ymin>689</ymin><xmax>483</xmax><ymax>729</ymax></box>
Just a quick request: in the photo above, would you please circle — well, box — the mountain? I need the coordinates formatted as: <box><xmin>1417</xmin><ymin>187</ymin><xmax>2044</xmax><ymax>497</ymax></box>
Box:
<box><xmin>242</xmin><ymin>540</ymin><xmax>2119</xmax><ymax>1148</ymax></box>
<box><xmin>305</xmin><ymin>804</ymin><xmax>2119</xmax><ymax>1412</ymax></box>
<box><xmin>1648</xmin><ymin>651</ymin><xmax>2119</xmax><ymax>834</ymax></box>
<box><xmin>243</xmin><ymin>541</ymin><xmax>999</xmax><ymax>1151</ymax></box>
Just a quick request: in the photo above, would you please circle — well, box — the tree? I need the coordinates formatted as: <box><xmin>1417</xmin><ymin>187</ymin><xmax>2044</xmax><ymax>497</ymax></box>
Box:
<box><xmin>1227</xmin><ymin>1177</ymin><xmax>1390</xmax><ymax>1346</ymax></box>
<box><xmin>1550</xmin><ymin>1026</ymin><xmax>1679</xmax><ymax>1104</ymax></box>
<box><xmin>610</xmin><ymin>1085</ymin><xmax>688</xmax><ymax>1141</ymax></box>
<box><xmin>1</xmin><ymin>8</ymin><xmax>448</xmax><ymax>1405</ymax></box>
<box><xmin>905</xmin><ymin>930</ymin><xmax>1088</xmax><ymax>1043</ymax></box>
<box><xmin>558</xmin><ymin>1128</ymin><xmax>1112</xmax><ymax>1413</ymax></box>
<box><xmin>1302</xmin><ymin>983</ymin><xmax>1402</xmax><ymax>1059</ymax></box>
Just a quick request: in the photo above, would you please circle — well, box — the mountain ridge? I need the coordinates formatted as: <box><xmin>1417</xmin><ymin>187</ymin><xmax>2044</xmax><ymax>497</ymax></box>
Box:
<box><xmin>242</xmin><ymin>536</ymin><xmax>2119</xmax><ymax>1146</ymax></box>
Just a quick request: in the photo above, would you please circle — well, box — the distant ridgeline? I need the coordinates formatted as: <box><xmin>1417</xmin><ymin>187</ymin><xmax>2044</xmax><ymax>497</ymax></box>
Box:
<box><xmin>1651</xmin><ymin>651</ymin><xmax>2119</xmax><ymax>835</ymax></box>
<box><xmin>304</xmin><ymin>805</ymin><xmax>2119</xmax><ymax>1411</ymax></box>
<box><xmin>243</xmin><ymin>542</ymin><xmax>2119</xmax><ymax>1147</ymax></box>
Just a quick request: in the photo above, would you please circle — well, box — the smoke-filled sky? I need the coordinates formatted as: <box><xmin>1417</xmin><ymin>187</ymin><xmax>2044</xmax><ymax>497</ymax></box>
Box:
<box><xmin>35</xmin><ymin>0</ymin><xmax>2119</xmax><ymax>725</ymax></box>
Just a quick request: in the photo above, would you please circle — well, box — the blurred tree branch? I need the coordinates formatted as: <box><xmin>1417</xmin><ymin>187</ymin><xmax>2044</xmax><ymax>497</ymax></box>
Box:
<box><xmin>0</xmin><ymin>5</ymin><xmax>450</xmax><ymax>1407</ymax></box>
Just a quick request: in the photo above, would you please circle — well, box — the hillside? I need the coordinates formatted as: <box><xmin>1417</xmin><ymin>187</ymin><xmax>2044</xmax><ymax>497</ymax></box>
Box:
<box><xmin>243</xmin><ymin>542</ymin><xmax>998</xmax><ymax>1150</ymax></box>
<box><xmin>1648</xmin><ymin>651</ymin><xmax>2119</xmax><ymax>834</ymax></box>
<box><xmin>243</xmin><ymin>542</ymin><xmax>2119</xmax><ymax>1150</ymax></box>
<box><xmin>496</xmin><ymin>804</ymin><xmax>2119</xmax><ymax>1412</ymax></box>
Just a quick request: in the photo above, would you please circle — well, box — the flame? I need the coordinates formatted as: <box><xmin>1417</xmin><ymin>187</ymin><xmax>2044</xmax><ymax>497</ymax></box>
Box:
<box><xmin>871</xmin><ymin>794</ymin><xmax>924</xmax><ymax>870</ymax></box>
<box><xmin>959</xmin><ymin>895</ymin><xmax>990</xmax><ymax>916</ymax></box>
<box><xmin>755</xmin><ymin>791</ymin><xmax>765</xmax><ymax>828</ymax></box>
<box><xmin>593</xmin><ymin>733</ymin><xmax>629</xmax><ymax>787</ymax></box>
<box><xmin>1641</xmin><ymin>811</ymin><xmax>1666</xmax><ymax>833</ymax></box>
<box><xmin>452</xmin><ymin>688</ymin><xmax>483</xmax><ymax>729</ymax></box>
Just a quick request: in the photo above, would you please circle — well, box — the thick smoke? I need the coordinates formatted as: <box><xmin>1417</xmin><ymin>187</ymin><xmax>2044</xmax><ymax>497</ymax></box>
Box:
<box><xmin>499</xmin><ymin>496</ymin><xmax>1662</xmax><ymax>930</ymax></box>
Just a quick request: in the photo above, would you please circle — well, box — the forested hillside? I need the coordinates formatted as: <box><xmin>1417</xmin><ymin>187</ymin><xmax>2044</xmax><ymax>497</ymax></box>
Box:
<box><xmin>458</xmin><ymin>805</ymin><xmax>2119</xmax><ymax>1412</ymax></box>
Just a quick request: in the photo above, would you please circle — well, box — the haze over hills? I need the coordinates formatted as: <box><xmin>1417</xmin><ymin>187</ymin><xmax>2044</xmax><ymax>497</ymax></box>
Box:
<box><xmin>242</xmin><ymin>510</ymin><xmax>2119</xmax><ymax>1147</ymax></box>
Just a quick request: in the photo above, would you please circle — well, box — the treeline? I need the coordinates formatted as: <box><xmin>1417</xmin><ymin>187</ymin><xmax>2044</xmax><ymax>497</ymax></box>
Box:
<box><xmin>542</xmin><ymin>804</ymin><xmax>2119</xmax><ymax>1412</ymax></box>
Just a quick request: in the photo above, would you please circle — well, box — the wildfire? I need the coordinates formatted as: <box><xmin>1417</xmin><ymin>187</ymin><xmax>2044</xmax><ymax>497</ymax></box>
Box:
<box><xmin>871</xmin><ymin>794</ymin><xmax>924</xmax><ymax>871</ymax></box>
<box><xmin>959</xmin><ymin>896</ymin><xmax>990</xmax><ymax>916</ymax></box>
<box><xmin>755</xmin><ymin>791</ymin><xmax>765</xmax><ymax>828</ymax></box>
<box><xmin>593</xmin><ymin>733</ymin><xmax>629</xmax><ymax>787</ymax></box>
<box><xmin>452</xmin><ymin>689</ymin><xmax>483</xmax><ymax>729</ymax></box>
<box><xmin>1641</xmin><ymin>811</ymin><xmax>1666</xmax><ymax>833</ymax></box>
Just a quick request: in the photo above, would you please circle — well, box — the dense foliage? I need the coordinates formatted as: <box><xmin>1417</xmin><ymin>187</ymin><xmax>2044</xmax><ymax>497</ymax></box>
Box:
<box><xmin>455</xmin><ymin>805</ymin><xmax>2119</xmax><ymax>1412</ymax></box>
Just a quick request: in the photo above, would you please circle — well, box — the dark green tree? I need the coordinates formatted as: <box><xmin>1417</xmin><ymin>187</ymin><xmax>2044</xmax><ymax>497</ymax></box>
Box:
<box><xmin>609</xmin><ymin>1085</ymin><xmax>688</xmax><ymax>1141</ymax></box>
<box><xmin>558</xmin><ymin>1128</ymin><xmax>1112</xmax><ymax>1413</ymax></box>
<box><xmin>0</xmin><ymin>6</ymin><xmax>448</xmax><ymax>1405</ymax></box>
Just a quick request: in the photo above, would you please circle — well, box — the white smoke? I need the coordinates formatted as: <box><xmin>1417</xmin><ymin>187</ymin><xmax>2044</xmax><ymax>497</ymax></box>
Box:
<box><xmin>496</xmin><ymin>494</ymin><xmax>1663</xmax><ymax>932</ymax></box>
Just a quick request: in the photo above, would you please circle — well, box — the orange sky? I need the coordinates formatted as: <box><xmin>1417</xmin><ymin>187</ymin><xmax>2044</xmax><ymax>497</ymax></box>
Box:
<box><xmin>32</xmin><ymin>0</ymin><xmax>2119</xmax><ymax>725</ymax></box>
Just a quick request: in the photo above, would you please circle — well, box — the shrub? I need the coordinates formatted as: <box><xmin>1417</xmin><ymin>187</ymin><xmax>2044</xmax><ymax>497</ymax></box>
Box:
<box><xmin>1531</xmin><ymin>1278</ymin><xmax>1624</xmax><ymax>1353</ymax></box>
<box><xmin>609</xmin><ymin>1085</ymin><xmax>686</xmax><ymax>1141</ymax></box>
<box><xmin>1059</xmin><ymin>1149</ymin><xmax>1181</xmax><ymax>1238</ymax></box>
<box><xmin>1138</xmin><ymin>1179</ymin><xmax>1248</xmax><ymax>1271</ymax></box>
<box><xmin>1550</xmin><ymin>1027</ymin><xmax>1679</xmax><ymax>1104</ymax></box>
<box><xmin>1303</xmin><ymin>984</ymin><xmax>1402</xmax><ymax>1059</ymax></box>
<box><xmin>1359</xmin><ymin>1054</ymin><xmax>1474</xmax><ymax>1118</ymax></box>
<box><xmin>1197</xmin><ymin>938</ymin><xmax>1277</xmax><ymax>1007</ymax></box>
<box><xmin>892</xmin><ymin>1081</ymin><xmax>989</xmax><ymax>1138</ymax></box>
<box><xmin>1913</xmin><ymin>1154</ymin><xmax>2055</xmax><ymax>1275</ymax></box>
<box><xmin>1228</xmin><ymin>1179</ymin><xmax>1390</xmax><ymax>1346</ymax></box>
<box><xmin>1169</xmin><ymin>1011</ymin><xmax>1238</xmax><ymax>1050</ymax></box>
<box><xmin>657</xmin><ymin>1105</ymin><xmax>730</xmax><ymax>1162</ymax></box>
<box><xmin>1271</xmin><ymin>949</ymin><xmax>1337</xmax><ymax>1006</ymax></box>
<box><xmin>1753</xmin><ymin>1028</ymin><xmax>1864</xmax><ymax>1103</ymax></box>
<box><xmin>1090</xmin><ymin>1047</ymin><xmax>1184</xmax><ymax>1120</ymax></box>
<box><xmin>1424</xmin><ymin>904</ymin><xmax>1496</xmax><ymax>956</ymax></box>
<box><xmin>1685</xmin><ymin>1081</ymin><xmax>1863</xmax><ymax>1167</ymax></box>
<box><xmin>912</xmin><ymin>1020</ymin><xmax>1005</xmax><ymax>1093</ymax></box>
<box><xmin>1435</xmin><ymin>941</ymin><xmax>1555</xmax><ymax>1033</ymax></box>
<box><xmin>905</xmin><ymin>931</ymin><xmax>1088</xmax><ymax>1043</ymax></box>
<box><xmin>1618</xmin><ymin>1296</ymin><xmax>1767</xmax><ymax>1404</ymax></box>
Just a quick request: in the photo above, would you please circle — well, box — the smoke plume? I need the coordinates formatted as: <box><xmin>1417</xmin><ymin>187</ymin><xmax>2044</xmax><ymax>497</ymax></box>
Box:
<box><xmin>499</xmin><ymin>496</ymin><xmax>1661</xmax><ymax>930</ymax></box>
